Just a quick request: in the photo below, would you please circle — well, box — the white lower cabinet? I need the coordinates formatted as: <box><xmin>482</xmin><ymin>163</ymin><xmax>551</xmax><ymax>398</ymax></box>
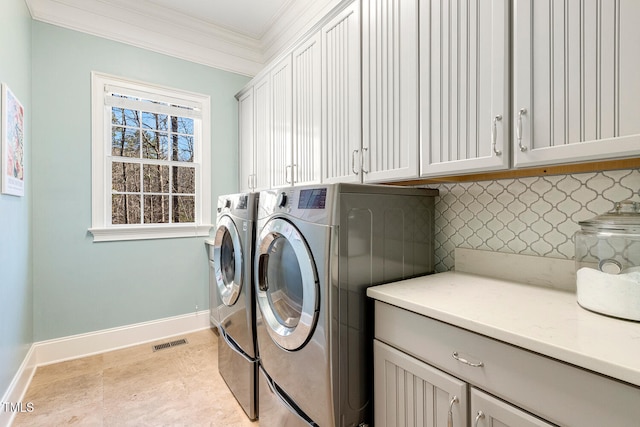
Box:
<box><xmin>374</xmin><ymin>340</ymin><xmax>468</xmax><ymax>427</ymax></box>
<box><xmin>374</xmin><ymin>340</ymin><xmax>551</xmax><ymax>427</ymax></box>
<box><xmin>374</xmin><ymin>300</ymin><xmax>640</xmax><ymax>427</ymax></box>
<box><xmin>470</xmin><ymin>388</ymin><xmax>553</xmax><ymax>427</ymax></box>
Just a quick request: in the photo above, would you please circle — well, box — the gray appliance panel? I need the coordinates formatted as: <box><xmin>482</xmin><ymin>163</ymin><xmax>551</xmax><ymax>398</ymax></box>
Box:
<box><xmin>218</xmin><ymin>328</ymin><xmax>257</xmax><ymax>420</ymax></box>
<box><xmin>257</xmin><ymin>365</ymin><xmax>316</xmax><ymax>427</ymax></box>
<box><xmin>255</xmin><ymin>184</ymin><xmax>438</xmax><ymax>427</ymax></box>
<box><xmin>211</xmin><ymin>192</ymin><xmax>259</xmax><ymax>421</ymax></box>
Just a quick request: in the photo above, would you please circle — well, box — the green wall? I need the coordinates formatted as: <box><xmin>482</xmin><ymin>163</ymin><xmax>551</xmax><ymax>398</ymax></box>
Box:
<box><xmin>31</xmin><ymin>22</ymin><xmax>249</xmax><ymax>340</ymax></box>
<box><xmin>0</xmin><ymin>0</ymin><xmax>33</xmax><ymax>397</ymax></box>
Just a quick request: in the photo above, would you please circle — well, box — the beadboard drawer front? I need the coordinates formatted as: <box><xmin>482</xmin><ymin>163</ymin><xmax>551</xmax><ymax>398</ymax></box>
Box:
<box><xmin>374</xmin><ymin>301</ymin><xmax>640</xmax><ymax>427</ymax></box>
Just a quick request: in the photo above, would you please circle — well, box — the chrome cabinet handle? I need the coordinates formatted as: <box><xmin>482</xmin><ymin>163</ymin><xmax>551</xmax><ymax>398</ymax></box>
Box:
<box><xmin>292</xmin><ymin>164</ymin><xmax>298</xmax><ymax>183</ymax></box>
<box><xmin>447</xmin><ymin>395</ymin><xmax>459</xmax><ymax>427</ymax></box>
<box><xmin>491</xmin><ymin>115</ymin><xmax>502</xmax><ymax>156</ymax></box>
<box><xmin>452</xmin><ymin>351</ymin><xmax>484</xmax><ymax>367</ymax></box>
<box><xmin>474</xmin><ymin>411</ymin><xmax>485</xmax><ymax>427</ymax></box>
<box><xmin>361</xmin><ymin>147</ymin><xmax>369</xmax><ymax>174</ymax></box>
<box><xmin>352</xmin><ymin>150</ymin><xmax>360</xmax><ymax>175</ymax></box>
<box><xmin>517</xmin><ymin>108</ymin><xmax>528</xmax><ymax>152</ymax></box>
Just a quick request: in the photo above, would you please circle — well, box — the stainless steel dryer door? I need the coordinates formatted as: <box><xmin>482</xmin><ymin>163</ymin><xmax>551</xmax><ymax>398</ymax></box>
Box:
<box><xmin>255</xmin><ymin>218</ymin><xmax>319</xmax><ymax>351</ymax></box>
<box><xmin>213</xmin><ymin>215</ymin><xmax>243</xmax><ymax>306</ymax></box>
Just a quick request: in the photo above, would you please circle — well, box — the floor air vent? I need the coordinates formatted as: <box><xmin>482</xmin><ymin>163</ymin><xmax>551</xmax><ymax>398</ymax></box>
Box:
<box><xmin>152</xmin><ymin>338</ymin><xmax>188</xmax><ymax>352</ymax></box>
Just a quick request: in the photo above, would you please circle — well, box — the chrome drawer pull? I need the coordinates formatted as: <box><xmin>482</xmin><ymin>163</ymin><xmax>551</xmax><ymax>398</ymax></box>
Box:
<box><xmin>474</xmin><ymin>411</ymin><xmax>485</xmax><ymax>427</ymax></box>
<box><xmin>452</xmin><ymin>351</ymin><xmax>484</xmax><ymax>367</ymax></box>
<box><xmin>448</xmin><ymin>395</ymin><xmax>458</xmax><ymax>427</ymax></box>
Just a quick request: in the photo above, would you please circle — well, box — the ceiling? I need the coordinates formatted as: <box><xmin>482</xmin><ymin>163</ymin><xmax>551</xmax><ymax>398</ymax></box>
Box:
<box><xmin>25</xmin><ymin>0</ymin><xmax>342</xmax><ymax>76</ymax></box>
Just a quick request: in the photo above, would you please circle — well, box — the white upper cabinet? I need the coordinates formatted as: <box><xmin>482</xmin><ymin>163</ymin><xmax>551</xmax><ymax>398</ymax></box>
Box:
<box><xmin>292</xmin><ymin>33</ymin><xmax>322</xmax><ymax>186</ymax></box>
<box><xmin>322</xmin><ymin>1</ymin><xmax>362</xmax><ymax>184</ymax></box>
<box><xmin>420</xmin><ymin>0</ymin><xmax>510</xmax><ymax>177</ymax></box>
<box><xmin>270</xmin><ymin>55</ymin><xmax>293</xmax><ymax>188</ymax></box>
<box><xmin>238</xmin><ymin>87</ymin><xmax>254</xmax><ymax>192</ymax></box>
<box><xmin>253</xmin><ymin>74</ymin><xmax>272</xmax><ymax>191</ymax></box>
<box><xmin>513</xmin><ymin>0</ymin><xmax>640</xmax><ymax>167</ymax></box>
<box><xmin>362</xmin><ymin>0</ymin><xmax>420</xmax><ymax>182</ymax></box>
<box><xmin>238</xmin><ymin>78</ymin><xmax>271</xmax><ymax>193</ymax></box>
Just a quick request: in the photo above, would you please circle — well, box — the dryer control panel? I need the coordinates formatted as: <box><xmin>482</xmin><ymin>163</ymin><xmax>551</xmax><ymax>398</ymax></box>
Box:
<box><xmin>297</xmin><ymin>188</ymin><xmax>327</xmax><ymax>209</ymax></box>
<box><xmin>258</xmin><ymin>186</ymin><xmax>334</xmax><ymax>225</ymax></box>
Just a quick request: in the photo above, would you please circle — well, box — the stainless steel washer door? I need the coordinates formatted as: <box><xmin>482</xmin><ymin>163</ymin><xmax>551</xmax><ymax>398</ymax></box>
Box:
<box><xmin>213</xmin><ymin>215</ymin><xmax>243</xmax><ymax>306</ymax></box>
<box><xmin>256</xmin><ymin>218</ymin><xmax>319</xmax><ymax>351</ymax></box>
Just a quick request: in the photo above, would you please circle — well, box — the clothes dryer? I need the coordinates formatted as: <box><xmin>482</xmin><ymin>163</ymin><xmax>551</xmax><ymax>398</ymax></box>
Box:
<box><xmin>254</xmin><ymin>184</ymin><xmax>438</xmax><ymax>427</ymax></box>
<box><xmin>211</xmin><ymin>192</ymin><xmax>258</xmax><ymax>420</ymax></box>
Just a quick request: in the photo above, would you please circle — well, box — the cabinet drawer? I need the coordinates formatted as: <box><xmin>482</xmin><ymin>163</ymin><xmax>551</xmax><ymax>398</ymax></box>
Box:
<box><xmin>375</xmin><ymin>301</ymin><xmax>640</xmax><ymax>427</ymax></box>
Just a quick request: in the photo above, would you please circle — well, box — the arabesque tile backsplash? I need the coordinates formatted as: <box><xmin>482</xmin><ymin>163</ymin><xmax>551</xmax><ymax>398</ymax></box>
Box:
<box><xmin>425</xmin><ymin>168</ymin><xmax>640</xmax><ymax>273</ymax></box>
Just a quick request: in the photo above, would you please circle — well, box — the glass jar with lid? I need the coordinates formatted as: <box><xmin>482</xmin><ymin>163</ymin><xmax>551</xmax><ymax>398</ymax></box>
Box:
<box><xmin>575</xmin><ymin>199</ymin><xmax>640</xmax><ymax>321</ymax></box>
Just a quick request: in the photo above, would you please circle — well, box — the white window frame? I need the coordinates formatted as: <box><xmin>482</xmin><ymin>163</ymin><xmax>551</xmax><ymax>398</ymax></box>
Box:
<box><xmin>89</xmin><ymin>71</ymin><xmax>212</xmax><ymax>242</ymax></box>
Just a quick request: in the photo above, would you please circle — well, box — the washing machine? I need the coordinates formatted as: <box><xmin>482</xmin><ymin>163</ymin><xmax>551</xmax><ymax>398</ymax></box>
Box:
<box><xmin>254</xmin><ymin>183</ymin><xmax>438</xmax><ymax>427</ymax></box>
<box><xmin>211</xmin><ymin>192</ymin><xmax>258</xmax><ymax>420</ymax></box>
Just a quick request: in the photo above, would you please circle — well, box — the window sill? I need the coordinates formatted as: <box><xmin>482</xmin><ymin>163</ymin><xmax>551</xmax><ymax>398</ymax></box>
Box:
<box><xmin>89</xmin><ymin>224</ymin><xmax>213</xmax><ymax>242</ymax></box>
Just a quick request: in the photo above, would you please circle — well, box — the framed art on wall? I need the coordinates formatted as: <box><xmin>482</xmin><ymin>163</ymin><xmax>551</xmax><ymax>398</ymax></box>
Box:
<box><xmin>2</xmin><ymin>83</ymin><xmax>25</xmax><ymax>196</ymax></box>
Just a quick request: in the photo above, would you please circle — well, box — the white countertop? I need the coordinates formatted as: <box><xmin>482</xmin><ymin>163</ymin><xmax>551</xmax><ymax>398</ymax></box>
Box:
<box><xmin>367</xmin><ymin>271</ymin><xmax>640</xmax><ymax>388</ymax></box>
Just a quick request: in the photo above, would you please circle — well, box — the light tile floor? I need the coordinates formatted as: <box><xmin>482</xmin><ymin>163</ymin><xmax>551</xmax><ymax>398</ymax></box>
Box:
<box><xmin>12</xmin><ymin>328</ymin><xmax>257</xmax><ymax>426</ymax></box>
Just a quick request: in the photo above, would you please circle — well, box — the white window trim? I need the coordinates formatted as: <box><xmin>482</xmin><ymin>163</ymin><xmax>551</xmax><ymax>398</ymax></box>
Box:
<box><xmin>89</xmin><ymin>71</ymin><xmax>212</xmax><ymax>242</ymax></box>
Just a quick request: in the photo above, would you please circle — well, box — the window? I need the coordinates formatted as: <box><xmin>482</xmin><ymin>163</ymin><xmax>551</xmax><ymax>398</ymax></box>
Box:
<box><xmin>90</xmin><ymin>72</ymin><xmax>212</xmax><ymax>241</ymax></box>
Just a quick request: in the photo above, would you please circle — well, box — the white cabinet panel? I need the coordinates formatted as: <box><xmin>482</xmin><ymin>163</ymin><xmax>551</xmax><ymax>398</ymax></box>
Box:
<box><xmin>238</xmin><ymin>88</ymin><xmax>254</xmax><ymax>192</ymax></box>
<box><xmin>254</xmin><ymin>75</ymin><xmax>271</xmax><ymax>191</ymax></box>
<box><xmin>420</xmin><ymin>0</ymin><xmax>510</xmax><ymax>176</ymax></box>
<box><xmin>374</xmin><ymin>339</ymin><xmax>468</xmax><ymax>427</ymax></box>
<box><xmin>270</xmin><ymin>55</ymin><xmax>293</xmax><ymax>188</ymax></box>
<box><xmin>322</xmin><ymin>1</ymin><xmax>361</xmax><ymax>184</ymax></box>
<box><xmin>471</xmin><ymin>388</ymin><xmax>554</xmax><ymax>427</ymax></box>
<box><xmin>362</xmin><ymin>0</ymin><xmax>419</xmax><ymax>182</ymax></box>
<box><xmin>514</xmin><ymin>0</ymin><xmax>640</xmax><ymax>167</ymax></box>
<box><xmin>292</xmin><ymin>33</ymin><xmax>322</xmax><ymax>186</ymax></box>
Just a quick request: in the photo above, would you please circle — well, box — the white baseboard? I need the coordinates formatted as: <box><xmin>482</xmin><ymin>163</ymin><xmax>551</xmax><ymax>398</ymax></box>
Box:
<box><xmin>0</xmin><ymin>310</ymin><xmax>211</xmax><ymax>426</ymax></box>
<box><xmin>35</xmin><ymin>310</ymin><xmax>212</xmax><ymax>366</ymax></box>
<box><xmin>0</xmin><ymin>345</ymin><xmax>37</xmax><ymax>427</ymax></box>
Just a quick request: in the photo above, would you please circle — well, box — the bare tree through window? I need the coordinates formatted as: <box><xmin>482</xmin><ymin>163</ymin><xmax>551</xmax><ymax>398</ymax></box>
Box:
<box><xmin>110</xmin><ymin>97</ymin><xmax>196</xmax><ymax>226</ymax></box>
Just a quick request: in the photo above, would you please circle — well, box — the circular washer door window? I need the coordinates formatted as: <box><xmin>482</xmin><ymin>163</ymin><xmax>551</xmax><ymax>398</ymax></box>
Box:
<box><xmin>255</xmin><ymin>218</ymin><xmax>319</xmax><ymax>351</ymax></box>
<box><xmin>213</xmin><ymin>215</ymin><xmax>243</xmax><ymax>306</ymax></box>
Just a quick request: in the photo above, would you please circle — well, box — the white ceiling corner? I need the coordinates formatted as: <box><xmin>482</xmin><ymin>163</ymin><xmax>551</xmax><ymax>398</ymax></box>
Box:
<box><xmin>24</xmin><ymin>0</ymin><xmax>343</xmax><ymax>77</ymax></box>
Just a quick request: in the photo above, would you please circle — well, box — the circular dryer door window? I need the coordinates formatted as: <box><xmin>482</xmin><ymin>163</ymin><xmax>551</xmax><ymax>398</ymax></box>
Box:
<box><xmin>213</xmin><ymin>215</ymin><xmax>243</xmax><ymax>306</ymax></box>
<box><xmin>255</xmin><ymin>218</ymin><xmax>319</xmax><ymax>351</ymax></box>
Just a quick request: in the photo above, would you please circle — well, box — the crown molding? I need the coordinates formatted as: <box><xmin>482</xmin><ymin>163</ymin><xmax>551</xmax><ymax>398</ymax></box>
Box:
<box><xmin>260</xmin><ymin>0</ymin><xmax>342</xmax><ymax>63</ymax></box>
<box><xmin>25</xmin><ymin>0</ymin><xmax>263</xmax><ymax>76</ymax></box>
<box><xmin>25</xmin><ymin>0</ymin><xmax>345</xmax><ymax>77</ymax></box>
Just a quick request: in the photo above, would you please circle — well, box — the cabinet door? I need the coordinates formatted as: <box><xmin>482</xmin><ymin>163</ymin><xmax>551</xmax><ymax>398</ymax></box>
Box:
<box><xmin>362</xmin><ymin>0</ymin><xmax>419</xmax><ymax>182</ymax></box>
<box><xmin>237</xmin><ymin>87</ymin><xmax>254</xmax><ymax>192</ymax></box>
<box><xmin>254</xmin><ymin>74</ymin><xmax>271</xmax><ymax>191</ymax></box>
<box><xmin>420</xmin><ymin>0</ymin><xmax>510</xmax><ymax>177</ymax></box>
<box><xmin>471</xmin><ymin>388</ymin><xmax>554</xmax><ymax>427</ymax></box>
<box><xmin>514</xmin><ymin>0</ymin><xmax>640</xmax><ymax>167</ymax></box>
<box><xmin>270</xmin><ymin>55</ymin><xmax>293</xmax><ymax>188</ymax></box>
<box><xmin>322</xmin><ymin>0</ymin><xmax>361</xmax><ymax>184</ymax></box>
<box><xmin>374</xmin><ymin>339</ymin><xmax>468</xmax><ymax>427</ymax></box>
<box><xmin>292</xmin><ymin>32</ymin><xmax>322</xmax><ymax>186</ymax></box>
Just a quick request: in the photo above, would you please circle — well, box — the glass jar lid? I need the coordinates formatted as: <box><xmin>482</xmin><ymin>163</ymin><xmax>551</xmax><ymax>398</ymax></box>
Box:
<box><xmin>579</xmin><ymin>200</ymin><xmax>640</xmax><ymax>233</ymax></box>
